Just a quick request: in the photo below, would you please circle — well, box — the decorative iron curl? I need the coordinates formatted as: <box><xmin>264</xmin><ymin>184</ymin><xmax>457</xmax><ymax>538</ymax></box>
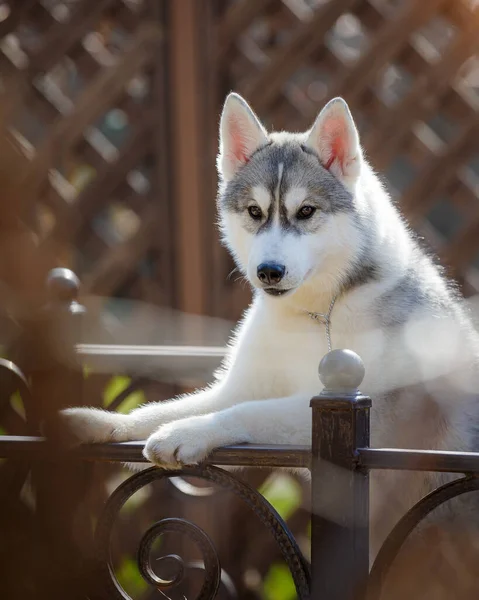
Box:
<box><xmin>367</xmin><ymin>475</ymin><xmax>479</xmax><ymax>600</ymax></box>
<box><xmin>138</xmin><ymin>518</ymin><xmax>218</xmax><ymax>591</ymax></box>
<box><xmin>94</xmin><ymin>464</ymin><xmax>311</xmax><ymax>600</ymax></box>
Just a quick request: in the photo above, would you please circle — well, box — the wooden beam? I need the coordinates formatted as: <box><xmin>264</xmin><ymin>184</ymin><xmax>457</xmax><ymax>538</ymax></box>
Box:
<box><xmin>169</xmin><ymin>0</ymin><xmax>208</xmax><ymax>316</ymax></box>
<box><xmin>148</xmin><ymin>0</ymin><xmax>175</xmax><ymax>308</ymax></box>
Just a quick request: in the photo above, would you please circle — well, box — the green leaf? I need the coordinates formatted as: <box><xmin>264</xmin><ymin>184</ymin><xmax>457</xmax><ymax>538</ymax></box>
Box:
<box><xmin>83</xmin><ymin>363</ymin><xmax>92</xmax><ymax>379</ymax></box>
<box><xmin>103</xmin><ymin>376</ymin><xmax>147</xmax><ymax>414</ymax></box>
<box><xmin>263</xmin><ymin>563</ymin><xmax>296</xmax><ymax>600</ymax></box>
<box><xmin>259</xmin><ymin>474</ymin><xmax>302</xmax><ymax>521</ymax></box>
<box><xmin>10</xmin><ymin>391</ymin><xmax>25</xmax><ymax>419</ymax></box>
<box><xmin>116</xmin><ymin>556</ymin><xmax>148</xmax><ymax>597</ymax></box>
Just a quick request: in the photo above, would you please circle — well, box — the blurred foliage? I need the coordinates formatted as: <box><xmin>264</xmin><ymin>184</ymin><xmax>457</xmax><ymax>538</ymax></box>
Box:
<box><xmin>260</xmin><ymin>473</ymin><xmax>302</xmax><ymax>522</ymax></box>
<box><xmin>117</xmin><ymin>556</ymin><xmax>149</xmax><ymax>598</ymax></box>
<box><xmin>260</xmin><ymin>475</ymin><xmax>303</xmax><ymax>599</ymax></box>
<box><xmin>9</xmin><ymin>390</ymin><xmax>25</xmax><ymax>419</ymax></box>
<box><xmin>103</xmin><ymin>375</ymin><xmax>147</xmax><ymax>413</ymax></box>
<box><xmin>263</xmin><ymin>563</ymin><xmax>297</xmax><ymax>600</ymax></box>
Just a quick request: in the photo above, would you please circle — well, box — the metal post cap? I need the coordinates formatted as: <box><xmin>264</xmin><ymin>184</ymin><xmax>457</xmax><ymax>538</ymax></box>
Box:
<box><xmin>318</xmin><ymin>349</ymin><xmax>365</xmax><ymax>390</ymax></box>
<box><xmin>47</xmin><ymin>268</ymin><xmax>80</xmax><ymax>303</ymax></box>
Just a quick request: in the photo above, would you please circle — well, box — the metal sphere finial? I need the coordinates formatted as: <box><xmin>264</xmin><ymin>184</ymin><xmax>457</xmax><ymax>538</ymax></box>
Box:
<box><xmin>47</xmin><ymin>268</ymin><xmax>80</xmax><ymax>303</ymax></box>
<box><xmin>318</xmin><ymin>349</ymin><xmax>365</xmax><ymax>391</ymax></box>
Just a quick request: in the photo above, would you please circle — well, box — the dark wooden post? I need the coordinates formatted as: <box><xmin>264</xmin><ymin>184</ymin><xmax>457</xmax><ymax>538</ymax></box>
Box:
<box><xmin>28</xmin><ymin>268</ymin><xmax>92</xmax><ymax>600</ymax></box>
<box><xmin>310</xmin><ymin>349</ymin><xmax>371</xmax><ymax>600</ymax></box>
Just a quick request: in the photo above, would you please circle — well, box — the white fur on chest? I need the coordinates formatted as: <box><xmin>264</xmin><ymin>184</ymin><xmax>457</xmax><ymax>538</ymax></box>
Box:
<box><xmin>225</xmin><ymin>296</ymin><xmax>386</xmax><ymax>401</ymax></box>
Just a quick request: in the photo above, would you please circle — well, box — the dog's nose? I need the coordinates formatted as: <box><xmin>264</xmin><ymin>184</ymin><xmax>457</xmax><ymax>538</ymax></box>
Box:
<box><xmin>257</xmin><ymin>263</ymin><xmax>285</xmax><ymax>285</ymax></box>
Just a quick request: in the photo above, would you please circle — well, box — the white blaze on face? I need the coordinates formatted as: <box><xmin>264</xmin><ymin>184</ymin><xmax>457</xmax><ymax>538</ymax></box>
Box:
<box><xmin>276</xmin><ymin>163</ymin><xmax>284</xmax><ymax>192</ymax></box>
<box><xmin>272</xmin><ymin>162</ymin><xmax>284</xmax><ymax>226</ymax></box>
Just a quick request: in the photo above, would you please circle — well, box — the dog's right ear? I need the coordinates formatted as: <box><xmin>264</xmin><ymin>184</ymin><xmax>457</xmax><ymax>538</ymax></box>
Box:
<box><xmin>218</xmin><ymin>93</ymin><xmax>268</xmax><ymax>182</ymax></box>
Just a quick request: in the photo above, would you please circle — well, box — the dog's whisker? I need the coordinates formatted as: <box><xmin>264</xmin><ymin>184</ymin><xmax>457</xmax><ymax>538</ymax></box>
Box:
<box><xmin>227</xmin><ymin>267</ymin><xmax>240</xmax><ymax>281</ymax></box>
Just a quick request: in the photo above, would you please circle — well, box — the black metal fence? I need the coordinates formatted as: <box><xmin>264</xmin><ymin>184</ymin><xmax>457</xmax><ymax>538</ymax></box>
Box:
<box><xmin>2</xmin><ymin>270</ymin><xmax>479</xmax><ymax>599</ymax></box>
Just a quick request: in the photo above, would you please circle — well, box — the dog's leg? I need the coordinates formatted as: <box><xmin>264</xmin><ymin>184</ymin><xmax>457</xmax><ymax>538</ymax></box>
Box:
<box><xmin>57</xmin><ymin>384</ymin><xmax>243</xmax><ymax>445</ymax></box>
<box><xmin>143</xmin><ymin>394</ymin><xmax>311</xmax><ymax>467</ymax></box>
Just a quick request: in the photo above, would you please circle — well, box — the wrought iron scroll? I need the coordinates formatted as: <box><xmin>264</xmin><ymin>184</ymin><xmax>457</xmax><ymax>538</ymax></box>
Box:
<box><xmin>367</xmin><ymin>475</ymin><xmax>479</xmax><ymax>600</ymax></box>
<box><xmin>0</xmin><ymin>359</ymin><xmax>32</xmax><ymax>500</ymax></box>
<box><xmin>94</xmin><ymin>464</ymin><xmax>311</xmax><ymax>600</ymax></box>
<box><xmin>138</xmin><ymin>517</ymin><xmax>220</xmax><ymax>593</ymax></box>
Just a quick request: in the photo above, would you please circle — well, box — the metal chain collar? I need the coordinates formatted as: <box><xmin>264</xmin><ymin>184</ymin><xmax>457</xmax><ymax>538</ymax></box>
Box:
<box><xmin>305</xmin><ymin>294</ymin><xmax>338</xmax><ymax>353</ymax></box>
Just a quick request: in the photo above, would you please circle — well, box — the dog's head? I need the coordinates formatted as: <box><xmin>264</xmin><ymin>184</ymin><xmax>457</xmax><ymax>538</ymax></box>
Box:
<box><xmin>217</xmin><ymin>93</ymin><xmax>365</xmax><ymax>298</ymax></box>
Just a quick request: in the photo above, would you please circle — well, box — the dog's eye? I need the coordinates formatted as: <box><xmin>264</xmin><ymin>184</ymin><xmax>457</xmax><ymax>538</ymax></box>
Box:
<box><xmin>296</xmin><ymin>206</ymin><xmax>316</xmax><ymax>220</ymax></box>
<box><xmin>248</xmin><ymin>206</ymin><xmax>263</xmax><ymax>220</ymax></box>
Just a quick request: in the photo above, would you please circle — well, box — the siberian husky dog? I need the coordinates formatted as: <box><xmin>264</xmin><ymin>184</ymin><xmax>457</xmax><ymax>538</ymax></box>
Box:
<box><xmin>61</xmin><ymin>93</ymin><xmax>479</xmax><ymax>559</ymax></box>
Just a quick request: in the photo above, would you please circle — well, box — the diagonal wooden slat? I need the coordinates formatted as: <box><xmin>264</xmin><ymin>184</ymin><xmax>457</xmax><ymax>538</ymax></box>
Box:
<box><xmin>443</xmin><ymin>177</ymin><xmax>479</xmax><ymax>270</ymax></box>
<box><xmin>364</xmin><ymin>7</ymin><xmax>479</xmax><ymax>169</ymax></box>
<box><xmin>0</xmin><ymin>0</ymin><xmax>36</xmax><ymax>38</ymax></box>
<box><xmin>243</xmin><ymin>0</ymin><xmax>358</xmax><ymax>113</ymax></box>
<box><xmin>446</xmin><ymin>217</ymin><xmax>479</xmax><ymax>271</ymax></box>
<box><xmin>28</xmin><ymin>0</ymin><xmax>117</xmax><ymax>73</ymax></box>
<box><xmin>444</xmin><ymin>0</ymin><xmax>476</xmax><ymax>29</ymax></box>
<box><xmin>81</xmin><ymin>203</ymin><xmax>159</xmax><ymax>296</ymax></box>
<box><xmin>0</xmin><ymin>0</ymin><xmax>116</xmax><ymax>127</ymax></box>
<box><xmin>216</xmin><ymin>0</ymin><xmax>277</xmax><ymax>61</ymax></box>
<box><xmin>22</xmin><ymin>23</ymin><xmax>163</xmax><ymax>207</ymax></box>
<box><xmin>43</xmin><ymin>114</ymin><xmax>154</xmax><ymax>246</ymax></box>
<box><xmin>400</xmin><ymin>113</ymin><xmax>479</xmax><ymax>225</ymax></box>
<box><xmin>326</xmin><ymin>0</ymin><xmax>445</xmax><ymax>108</ymax></box>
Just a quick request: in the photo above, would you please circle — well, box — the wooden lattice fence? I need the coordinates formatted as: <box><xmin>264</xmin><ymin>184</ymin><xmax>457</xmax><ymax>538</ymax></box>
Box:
<box><xmin>1</xmin><ymin>1</ymin><xmax>479</xmax><ymax>599</ymax></box>
<box><xmin>0</xmin><ymin>0</ymin><xmax>174</xmax><ymax>311</ymax></box>
<box><xmin>1</xmin><ymin>0</ymin><xmax>479</xmax><ymax>320</ymax></box>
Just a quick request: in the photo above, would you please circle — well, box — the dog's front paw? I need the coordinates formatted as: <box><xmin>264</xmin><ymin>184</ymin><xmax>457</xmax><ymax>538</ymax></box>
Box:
<box><xmin>143</xmin><ymin>417</ymin><xmax>221</xmax><ymax>468</ymax></box>
<box><xmin>48</xmin><ymin>407</ymin><xmax>131</xmax><ymax>446</ymax></box>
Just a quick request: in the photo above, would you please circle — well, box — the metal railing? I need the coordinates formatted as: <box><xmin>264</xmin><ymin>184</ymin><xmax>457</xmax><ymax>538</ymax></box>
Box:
<box><xmin>2</xmin><ymin>269</ymin><xmax>479</xmax><ymax>599</ymax></box>
<box><xmin>3</xmin><ymin>354</ymin><xmax>479</xmax><ymax>599</ymax></box>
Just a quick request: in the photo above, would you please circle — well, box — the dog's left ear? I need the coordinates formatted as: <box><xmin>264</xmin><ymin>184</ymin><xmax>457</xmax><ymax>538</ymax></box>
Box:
<box><xmin>218</xmin><ymin>93</ymin><xmax>268</xmax><ymax>182</ymax></box>
<box><xmin>306</xmin><ymin>98</ymin><xmax>362</xmax><ymax>189</ymax></box>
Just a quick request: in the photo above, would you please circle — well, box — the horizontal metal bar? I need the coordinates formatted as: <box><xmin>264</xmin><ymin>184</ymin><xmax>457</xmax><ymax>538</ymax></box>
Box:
<box><xmin>75</xmin><ymin>344</ymin><xmax>225</xmax><ymax>380</ymax></box>
<box><xmin>6</xmin><ymin>437</ymin><xmax>479</xmax><ymax>473</ymax></box>
<box><xmin>0</xmin><ymin>436</ymin><xmax>311</xmax><ymax>468</ymax></box>
<box><xmin>358</xmin><ymin>448</ymin><xmax>479</xmax><ymax>473</ymax></box>
<box><xmin>77</xmin><ymin>344</ymin><xmax>226</xmax><ymax>358</ymax></box>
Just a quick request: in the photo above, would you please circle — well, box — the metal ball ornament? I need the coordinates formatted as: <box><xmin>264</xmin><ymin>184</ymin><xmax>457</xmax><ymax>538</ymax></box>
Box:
<box><xmin>318</xmin><ymin>349</ymin><xmax>365</xmax><ymax>391</ymax></box>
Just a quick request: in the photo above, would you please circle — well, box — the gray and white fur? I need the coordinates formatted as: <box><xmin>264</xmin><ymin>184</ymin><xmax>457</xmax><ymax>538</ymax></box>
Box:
<box><xmin>60</xmin><ymin>93</ymin><xmax>479</xmax><ymax>562</ymax></box>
